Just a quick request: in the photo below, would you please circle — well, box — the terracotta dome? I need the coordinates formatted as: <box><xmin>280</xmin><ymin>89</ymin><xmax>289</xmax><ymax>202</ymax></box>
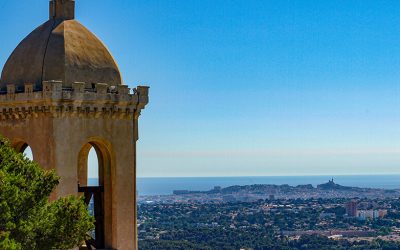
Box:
<box><xmin>0</xmin><ymin>0</ymin><xmax>122</xmax><ymax>91</ymax></box>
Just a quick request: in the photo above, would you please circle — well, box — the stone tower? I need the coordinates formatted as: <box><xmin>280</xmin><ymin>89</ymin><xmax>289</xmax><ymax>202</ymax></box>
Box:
<box><xmin>0</xmin><ymin>0</ymin><xmax>149</xmax><ymax>249</ymax></box>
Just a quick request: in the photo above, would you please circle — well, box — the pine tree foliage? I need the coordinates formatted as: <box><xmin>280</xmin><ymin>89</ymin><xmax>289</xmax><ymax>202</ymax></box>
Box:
<box><xmin>0</xmin><ymin>137</ymin><xmax>94</xmax><ymax>249</ymax></box>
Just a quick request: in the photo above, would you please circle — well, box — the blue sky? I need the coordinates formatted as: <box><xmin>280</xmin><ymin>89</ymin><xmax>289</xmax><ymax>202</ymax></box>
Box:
<box><xmin>2</xmin><ymin>0</ymin><xmax>400</xmax><ymax>177</ymax></box>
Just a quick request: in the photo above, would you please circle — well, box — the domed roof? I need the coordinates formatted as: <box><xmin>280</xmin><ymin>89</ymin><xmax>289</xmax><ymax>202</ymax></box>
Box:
<box><xmin>0</xmin><ymin>0</ymin><xmax>122</xmax><ymax>91</ymax></box>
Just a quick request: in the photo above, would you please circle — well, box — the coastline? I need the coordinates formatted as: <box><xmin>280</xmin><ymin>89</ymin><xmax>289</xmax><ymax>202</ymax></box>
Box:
<box><xmin>132</xmin><ymin>175</ymin><xmax>400</xmax><ymax>196</ymax></box>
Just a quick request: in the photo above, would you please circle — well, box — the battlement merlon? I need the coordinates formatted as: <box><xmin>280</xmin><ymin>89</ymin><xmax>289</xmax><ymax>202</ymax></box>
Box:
<box><xmin>136</xmin><ymin>86</ymin><xmax>150</xmax><ymax>110</ymax></box>
<box><xmin>0</xmin><ymin>81</ymin><xmax>149</xmax><ymax>120</ymax></box>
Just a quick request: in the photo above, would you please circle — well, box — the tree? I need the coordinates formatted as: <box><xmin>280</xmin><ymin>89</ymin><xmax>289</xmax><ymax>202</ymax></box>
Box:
<box><xmin>0</xmin><ymin>137</ymin><xmax>94</xmax><ymax>250</ymax></box>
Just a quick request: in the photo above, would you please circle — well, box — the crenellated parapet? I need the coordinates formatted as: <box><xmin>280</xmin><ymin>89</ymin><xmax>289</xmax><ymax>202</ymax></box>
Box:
<box><xmin>0</xmin><ymin>81</ymin><xmax>149</xmax><ymax>121</ymax></box>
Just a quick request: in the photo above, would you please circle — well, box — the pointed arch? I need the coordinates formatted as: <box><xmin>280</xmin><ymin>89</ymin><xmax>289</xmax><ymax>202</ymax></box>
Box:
<box><xmin>77</xmin><ymin>137</ymin><xmax>116</xmax><ymax>248</ymax></box>
<box><xmin>11</xmin><ymin>139</ymin><xmax>34</xmax><ymax>160</ymax></box>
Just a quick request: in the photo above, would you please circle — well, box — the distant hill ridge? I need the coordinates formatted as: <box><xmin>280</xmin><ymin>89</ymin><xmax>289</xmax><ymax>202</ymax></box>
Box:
<box><xmin>209</xmin><ymin>179</ymin><xmax>360</xmax><ymax>194</ymax></box>
<box><xmin>173</xmin><ymin>179</ymin><xmax>394</xmax><ymax>195</ymax></box>
<box><xmin>316</xmin><ymin>178</ymin><xmax>352</xmax><ymax>190</ymax></box>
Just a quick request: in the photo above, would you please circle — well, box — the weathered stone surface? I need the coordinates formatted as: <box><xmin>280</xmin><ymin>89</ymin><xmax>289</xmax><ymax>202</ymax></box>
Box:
<box><xmin>50</xmin><ymin>0</ymin><xmax>75</xmax><ymax>20</ymax></box>
<box><xmin>0</xmin><ymin>82</ymin><xmax>145</xmax><ymax>121</ymax></box>
<box><xmin>0</xmin><ymin>1</ymin><xmax>148</xmax><ymax>249</ymax></box>
<box><xmin>0</xmin><ymin>1</ymin><xmax>122</xmax><ymax>91</ymax></box>
<box><xmin>0</xmin><ymin>81</ymin><xmax>149</xmax><ymax>250</ymax></box>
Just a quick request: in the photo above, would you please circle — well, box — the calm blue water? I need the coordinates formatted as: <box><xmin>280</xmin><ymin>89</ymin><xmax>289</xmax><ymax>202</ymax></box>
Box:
<box><xmin>89</xmin><ymin>175</ymin><xmax>400</xmax><ymax>196</ymax></box>
<box><xmin>136</xmin><ymin>175</ymin><xmax>400</xmax><ymax>196</ymax></box>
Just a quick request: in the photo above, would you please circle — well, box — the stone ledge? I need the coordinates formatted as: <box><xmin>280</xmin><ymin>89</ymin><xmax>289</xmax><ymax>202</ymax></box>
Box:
<box><xmin>1</xmin><ymin>81</ymin><xmax>145</xmax><ymax>103</ymax></box>
<box><xmin>0</xmin><ymin>81</ymin><xmax>149</xmax><ymax>121</ymax></box>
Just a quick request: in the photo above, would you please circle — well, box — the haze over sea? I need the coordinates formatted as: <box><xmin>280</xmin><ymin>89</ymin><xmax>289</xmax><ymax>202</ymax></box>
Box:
<box><xmin>88</xmin><ymin>175</ymin><xmax>400</xmax><ymax>196</ymax></box>
<box><xmin>128</xmin><ymin>175</ymin><xmax>400</xmax><ymax>196</ymax></box>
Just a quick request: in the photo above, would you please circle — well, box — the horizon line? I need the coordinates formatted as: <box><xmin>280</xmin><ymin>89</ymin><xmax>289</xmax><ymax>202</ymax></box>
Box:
<box><xmin>121</xmin><ymin>173</ymin><xmax>400</xmax><ymax>179</ymax></box>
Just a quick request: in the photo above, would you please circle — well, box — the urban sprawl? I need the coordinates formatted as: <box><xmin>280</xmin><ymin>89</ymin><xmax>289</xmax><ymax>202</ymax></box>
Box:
<box><xmin>138</xmin><ymin>180</ymin><xmax>400</xmax><ymax>249</ymax></box>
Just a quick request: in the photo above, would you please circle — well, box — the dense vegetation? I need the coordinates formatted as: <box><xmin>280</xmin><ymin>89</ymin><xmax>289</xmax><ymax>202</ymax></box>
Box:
<box><xmin>140</xmin><ymin>234</ymin><xmax>400</xmax><ymax>250</ymax></box>
<box><xmin>0</xmin><ymin>137</ymin><xmax>94</xmax><ymax>250</ymax></box>
<box><xmin>139</xmin><ymin>199</ymin><xmax>400</xmax><ymax>249</ymax></box>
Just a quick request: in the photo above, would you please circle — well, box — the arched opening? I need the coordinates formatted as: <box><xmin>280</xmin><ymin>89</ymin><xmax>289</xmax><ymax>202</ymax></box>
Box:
<box><xmin>12</xmin><ymin>140</ymin><xmax>34</xmax><ymax>161</ymax></box>
<box><xmin>23</xmin><ymin>145</ymin><xmax>34</xmax><ymax>161</ymax></box>
<box><xmin>86</xmin><ymin>146</ymin><xmax>100</xmax><ymax>241</ymax></box>
<box><xmin>88</xmin><ymin>147</ymin><xmax>99</xmax><ymax>186</ymax></box>
<box><xmin>78</xmin><ymin>139</ymin><xmax>114</xmax><ymax>249</ymax></box>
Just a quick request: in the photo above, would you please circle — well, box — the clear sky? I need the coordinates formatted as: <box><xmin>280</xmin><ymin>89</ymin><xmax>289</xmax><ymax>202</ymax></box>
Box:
<box><xmin>1</xmin><ymin>0</ymin><xmax>400</xmax><ymax>177</ymax></box>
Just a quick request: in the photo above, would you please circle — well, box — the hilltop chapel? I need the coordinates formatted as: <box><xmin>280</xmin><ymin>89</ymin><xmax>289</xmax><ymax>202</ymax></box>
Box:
<box><xmin>0</xmin><ymin>0</ymin><xmax>149</xmax><ymax>249</ymax></box>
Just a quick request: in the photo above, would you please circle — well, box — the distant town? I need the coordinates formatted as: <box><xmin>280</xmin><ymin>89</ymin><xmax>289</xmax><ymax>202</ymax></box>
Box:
<box><xmin>138</xmin><ymin>179</ymin><xmax>400</xmax><ymax>204</ymax></box>
<box><xmin>138</xmin><ymin>180</ymin><xmax>400</xmax><ymax>249</ymax></box>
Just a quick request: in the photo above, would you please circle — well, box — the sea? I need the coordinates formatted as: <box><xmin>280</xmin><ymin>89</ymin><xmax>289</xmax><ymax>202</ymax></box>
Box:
<box><xmin>135</xmin><ymin>175</ymin><xmax>400</xmax><ymax>196</ymax></box>
<box><xmin>88</xmin><ymin>175</ymin><xmax>400</xmax><ymax>196</ymax></box>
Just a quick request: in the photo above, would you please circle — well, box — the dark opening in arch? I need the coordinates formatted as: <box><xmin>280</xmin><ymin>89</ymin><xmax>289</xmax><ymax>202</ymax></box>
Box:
<box><xmin>78</xmin><ymin>140</ymin><xmax>113</xmax><ymax>249</ymax></box>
